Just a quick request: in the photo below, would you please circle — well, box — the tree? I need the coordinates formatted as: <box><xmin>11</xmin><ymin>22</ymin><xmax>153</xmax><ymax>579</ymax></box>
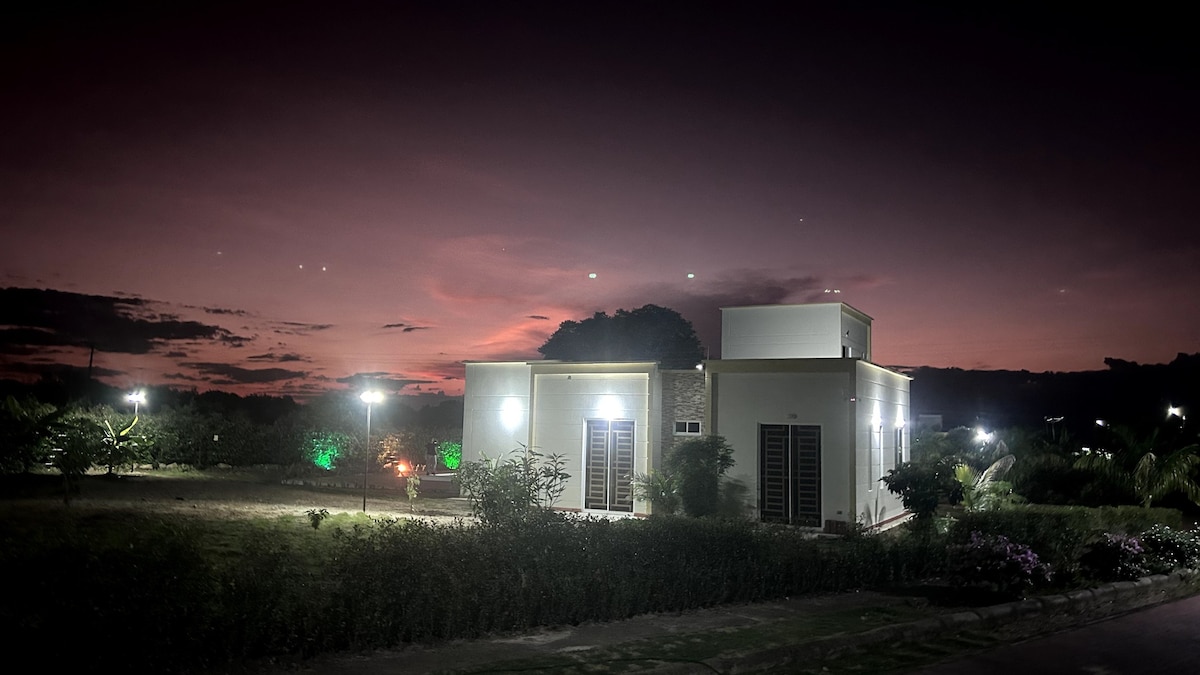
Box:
<box><xmin>0</xmin><ymin>395</ymin><xmax>61</xmax><ymax>474</ymax></box>
<box><xmin>1074</xmin><ymin>426</ymin><xmax>1200</xmax><ymax>508</ymax></box>
<box><xmin>538</xmin><ymin>304</ymin><xmax>704</xmax><ymax>369</ymax></box>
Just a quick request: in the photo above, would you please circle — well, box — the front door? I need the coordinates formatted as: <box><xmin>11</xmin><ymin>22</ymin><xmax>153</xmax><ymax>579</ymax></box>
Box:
<box><xmin>759</xmin><ymin>424</ymin><xmax>821</xmax><ymax>526</ymax></box>
<box><xmin>584</xmin><ymin>419</ymin><xmax>635</xmax><ymax>512</ymax></box>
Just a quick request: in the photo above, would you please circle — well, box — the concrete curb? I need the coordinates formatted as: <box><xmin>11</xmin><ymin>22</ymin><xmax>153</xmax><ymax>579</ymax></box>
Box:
<box><xmin>699</xmin><ymin>570</ymin><xmax>1197</xmax><ymax>674</ymax></box>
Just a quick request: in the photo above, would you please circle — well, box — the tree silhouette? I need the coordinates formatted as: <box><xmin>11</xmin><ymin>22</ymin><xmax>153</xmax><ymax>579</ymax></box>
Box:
<box><xmin>1074</xmin><ymin>426</ymin><xmax>1200</xmax><ymax>508</ymax></box>
<box><xmin>538</xmin><ymin>304</ymin><xmax>704</xmax><ymax>369</ymax></box>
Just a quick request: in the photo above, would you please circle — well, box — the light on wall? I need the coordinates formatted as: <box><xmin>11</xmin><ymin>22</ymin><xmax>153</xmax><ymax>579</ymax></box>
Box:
<box><xmin>500</xmin><ymin>397</ymin><xmax>523</xmax><ymax>432</ymax></box>
<box><xmin>597</xmin><ymin>395</ymin><xmax>622</xmax><ymax>420</ymax></box>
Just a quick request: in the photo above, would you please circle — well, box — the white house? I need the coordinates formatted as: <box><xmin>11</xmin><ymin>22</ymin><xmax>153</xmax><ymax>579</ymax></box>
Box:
<box><xmin>461</xmin><ymin>302</ymin><xmax>911</xmax><ymax>531</ymax></box>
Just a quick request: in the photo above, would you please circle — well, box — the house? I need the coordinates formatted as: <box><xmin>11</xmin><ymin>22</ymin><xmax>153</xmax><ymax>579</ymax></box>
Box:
<box><xmin>461</xmin><ymin>302</ymin><xmax>911</xmax><ymax>531</ymax></box>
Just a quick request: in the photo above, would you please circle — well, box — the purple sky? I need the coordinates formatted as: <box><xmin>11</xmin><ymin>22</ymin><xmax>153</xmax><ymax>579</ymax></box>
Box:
<box><xmin>2</xmin><ymin>2</ymin><xmax>1197</xmax><ymax>399</ymax></box>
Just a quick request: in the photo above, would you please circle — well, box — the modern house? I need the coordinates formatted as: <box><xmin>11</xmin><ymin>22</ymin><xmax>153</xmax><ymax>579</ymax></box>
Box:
<box><xmin>461</xmin><ymin>302</ymin><xmax>911</xmax><ymax>531</ymax></box>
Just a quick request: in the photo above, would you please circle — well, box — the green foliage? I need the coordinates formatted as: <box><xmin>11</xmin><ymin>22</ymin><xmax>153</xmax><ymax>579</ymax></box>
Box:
<box><xmin>455</xmin><ymin>446</ymin><xmax>571</xmax><ymax>526</ymax></box>
<box><xmin>101</xmin><ymin>415</ymin><xmax>143</xmax><ymax>474</ymax></box>
<box><xmin>953</xmin><ymin>451</ymin><xmax>1024</xmax><ymax>511</ymax></box>
<box><xmin>1079</xmin><ymin>532</ymin><xmax>1148</xmax><ymax>581</ymax></box>
<box><xmin>437</xmin><ymin>440</ymin><xmax>462</xmax><ymax>470</ymax></box>
<box><xmin>405</xmin><ymin>472</ymin><xmax>420</xmax><ymax>511</ymax></box>
<box><xmin>308</xmin><ymin>431</ymin><xmax>351</xmax><ymax>470</ymax></box>
<box><xmin>947</xmin><ymin>530</ymin><xmax>1050</xmax><ymax>597</ymax></box>
<box><xmin>1139</xmin><ymin>524</ymin><xmax>1200</xmax><ymax>574</ymax></box>
<box><xmin>0</xmin><ymin>395</ymin><xmax>61</xmax><ymax>474</ymax></box>
<box><xmin>306</xmin><ymin>508</ymin><xmax>330</xmax><ymax>529</ymax></box>
<box><xmin>1074</xmin><ymin>426</ymin><xmax>1200</xmax><ymax>508</ymax></box>
<box><xmin>537</xmin><ymin>304</ymin><xmax>705</xmax><ymax>369</ymax></box>
<box><xmin>881</xmin><ymin>460</ymin><xmax>957</xmax><ymax>520</ymax></box>
<box><xmin>631</xmin><ymin>469</ymin><xmax>681</xmax><ymax>515</ymax></box>
<box><xmin>663</xmin><ymin>435</ymin><xmax>736</xmax><ymax>517</ymax></box>
<box><xmin>949</xmin><ymin>504</ymin><xmax>1183</xmax><ymax>579</ymax></box>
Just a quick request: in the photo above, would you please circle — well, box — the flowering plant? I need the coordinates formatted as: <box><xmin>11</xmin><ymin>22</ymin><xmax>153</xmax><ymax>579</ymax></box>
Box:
<box><xmin>947</xmin><ymin>530</ymin><xmax>1051</xmax><ymax>596</ymax></box>
<box><xmin>1081</xmin><ymin>532</ymin><xmax>1148</xmax><ymax>581</ymax></box>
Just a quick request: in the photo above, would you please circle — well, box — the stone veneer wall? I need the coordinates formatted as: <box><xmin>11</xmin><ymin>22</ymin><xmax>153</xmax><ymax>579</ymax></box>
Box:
<box><xmin>659</xmin><ymin>370</ymin><xmax>707</xmax><ymax>460</ymax></box>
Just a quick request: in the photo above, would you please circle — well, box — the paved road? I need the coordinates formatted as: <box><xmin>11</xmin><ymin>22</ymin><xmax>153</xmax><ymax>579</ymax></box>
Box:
<box><xmin>908</xmin><ymin>594</ymin><xmax>1200</xmax><ymax>674</ymax></box>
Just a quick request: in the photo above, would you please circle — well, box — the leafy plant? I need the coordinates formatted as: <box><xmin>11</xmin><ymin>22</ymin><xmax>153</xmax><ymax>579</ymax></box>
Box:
<box><xmin>1079</xmin><ymin>532</ymin><xmax>1148</xmax><ymax>581</ymax></box>
<box><xmin>455</xmin><ymin>446</ymin><xmax>571</xmax><ymax>526</ymax></box>
<box><xmin>631</xmin><ymin>469</ymin><xmax>681</xmax><ymax>515</ymax></box>
<box><xmin>663</xmin><ymin>435</ymin><xmax>735</xmax><ymax>517</ymax></box>
<box><xmin>1074</xmin><ymin>426</ymin><xmax>1200</xmax><ymax>508</ymax></box>
<box><xmin>1138</xmin><ymin>524</ymin><xmax>1200</xmax><ymax>574</ymax></box>
<box><xmin>101</xmin><ymin>415</ymin><xmax>142</xmax><ymax>475</ymax></box>
<box><xmin>881</xmin><ymin>459</ymin><xmax>957</xmax><ymax>521</ymax></box>
<box><xmin>305</xmin><ymin>508</ymin><xmax>330</xmax><ymax>529</ymax></box>
<box><xmin>947</xmin><ymin>530</ymin><xmax>1050</xmax><ymax>596</ymax></box>
<box><xmin>405</xmin><ymin>473</ymin><xmax>420</xmax><ymax>512</ymax></box>
<box><xmin>953</xmin><ymin>450</ymin><xmax>1024</xmax><ymax>511</ymax></box>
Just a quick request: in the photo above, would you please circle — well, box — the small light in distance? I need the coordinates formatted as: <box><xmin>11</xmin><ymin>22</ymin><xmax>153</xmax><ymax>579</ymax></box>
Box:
<box><xmin>588</xmin><ymin>272</ymin><xmax>597</xmax><ymax>279</ymax></box>
<box><xmin>687</xmin><ymin>273</ymin><xmax>695</xmax><ymax>279</ymax></box>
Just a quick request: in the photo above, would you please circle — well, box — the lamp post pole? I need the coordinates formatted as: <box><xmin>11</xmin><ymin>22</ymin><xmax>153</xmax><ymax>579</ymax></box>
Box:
<box><xmin>360</xmin><ymin>391</ymin><xmax>383</xmax><ymax>512</ymax></box>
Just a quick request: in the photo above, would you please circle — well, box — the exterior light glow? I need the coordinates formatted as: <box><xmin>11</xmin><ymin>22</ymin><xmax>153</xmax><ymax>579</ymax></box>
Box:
<box><xmin>588</xmin><ymin>272</ymin><xmax>597</xmax><ymax>279</ymax></box>
<box><xmin>975</xmin><ymin>428</ymin><xmax>993</xmax><ymax>444</ymax></box>
<box><xmin>126</xmin><ymin>391</ymin><xmax>145</xmax><ymax>415</ymax></box>
<box><xmin>597</xmin><ymin>395</ymin><xmax>622</xmax><ymax>420</ymax></box>
<box><xmin>870</xmin><ymin>402</ymin><xmax>882</xmax><ymax>430</ymax></box>
<box><xmin>500</xmin><ymin>397</ymin><xmax>523</xmax><ymax>431</ymax></box>
<box><xmin>1168</xmin><ymin>406</ymin><xmax>1184</xmax><ymax>418</ymax></box>
<box><xmin>687</xmin><ymin>273</ymin><xmax>695</xmax><ymax>278</ymax></box>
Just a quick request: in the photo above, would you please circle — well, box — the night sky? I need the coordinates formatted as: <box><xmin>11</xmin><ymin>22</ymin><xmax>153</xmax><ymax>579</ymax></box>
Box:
<box><xmin>2</xmin><ymin>2</ymin><xmax>1197</xmax><ymax>399</ymax></box>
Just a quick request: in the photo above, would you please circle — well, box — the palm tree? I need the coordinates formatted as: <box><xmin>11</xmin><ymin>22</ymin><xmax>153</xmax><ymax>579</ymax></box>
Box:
<box><xmin>1074</xmin><ymin>426</ymin><xmax>1200</xmax><ymax>508</ymax></box>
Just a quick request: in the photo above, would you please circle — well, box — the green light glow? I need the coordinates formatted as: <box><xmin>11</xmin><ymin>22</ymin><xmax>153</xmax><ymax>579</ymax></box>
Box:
<box><xmin>438</xmin><ymin>441</ymin><xmax>462</xmax><ymax>470</ymax></box>
<box><xmin>309</xmin><ymin>432</ymin><xmax>349</xmax><ymax>470</ymax></box>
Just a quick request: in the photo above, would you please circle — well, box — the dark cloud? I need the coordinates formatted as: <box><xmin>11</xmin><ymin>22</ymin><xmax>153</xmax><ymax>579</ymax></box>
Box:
<box><xmin>336</xmin><ymin>372</ymin><xmax>434</xmax><ymax>391</ymax></box>
<box><xmin>163</xmin><ymin>372</ymin><xmax>204</xmax><ymax>381</ymax></box>
<box><xmin>527</xmin><ymin>315</ymin><xmax>550</xmax><ymax>320</ymax></box>
<box><xmin>185</xmin><ymin>362</ymin><xmax>307</xmax><ymax>384</ymax></box>
<box><xmin>402</xmin><ymin>326</ymin><xmax>430</xmax><ymax>333</ymax></box>
<box><xmin>0</xmin><ymin>287</ymin><xmax>250</xmax><ymax>355</ymax></box>
<box><xmin>202</xmin><ymin>306</ymin><xmax>248</xmax><ymax>316</ymax></box>
<box><xmin>163</xmin><ymin>350</ymin><xmax>189</xmax><ymax>358</ymax></box>
<box><xmin>383</xmin><ymin>323</ymin><xmax>407</xmax><ymax>329</ymax></box>
<box><xmin>271</xmin><ymin>321</ymin><xmax>334</xmax><ymax>336</ymax></box>
<box><xmin>247</xmin><ymin>352</ymin><xmax>306</xmax><ymax>362</ymax></box>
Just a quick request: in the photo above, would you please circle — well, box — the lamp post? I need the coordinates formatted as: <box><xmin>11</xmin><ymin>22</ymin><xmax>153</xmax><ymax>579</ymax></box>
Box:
<box><xmin>360</xmin><ymin>391</ymin><xmax>384</xmax><ymax>512</ymax></box>
<box><xmin>126</xmin><ymin>390</ymin><xmax>145</xmax><ymax>416</ymax></box>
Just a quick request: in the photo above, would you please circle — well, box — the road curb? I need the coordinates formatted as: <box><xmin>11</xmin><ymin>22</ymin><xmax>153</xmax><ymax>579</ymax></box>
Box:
<box><xmin>700</xmin><ymin>570</ymin><xmax>1197</xmax><ymax>674</ymax></box>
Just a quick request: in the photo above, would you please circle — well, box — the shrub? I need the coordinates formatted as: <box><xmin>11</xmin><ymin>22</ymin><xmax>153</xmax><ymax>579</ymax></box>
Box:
<box><xmin>454</xmin><ymin>446</ymin><xmax>570</xmax><ymax>526</ymax></box>
<box><xmin>947</xmin><ymin>530</ymin><xmax>1050</xmax><ymax>596</ymax></box>
<box><xmin>1139</xmin><ymin>524</ymin><xmax>1200</xmax><ymax>574</ymax></box>
<box><xmin>881</xmin><ymin>460</ymin><xmax>956</xmax><ymax>520</ymax></box>
<box><xmin>1079</xmin><ymin>533</ymin><xmax>1148</xmax><ymax>581</ymax></box>
<box><xmin>664</xmin><ymin>435</ymin><xmax>735</xmax><ymax>517</ymax></box>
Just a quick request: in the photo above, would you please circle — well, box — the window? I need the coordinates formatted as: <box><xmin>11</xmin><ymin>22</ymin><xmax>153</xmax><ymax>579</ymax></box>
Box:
<box><xmin>585</xmin><ymin>419</ymin><xmax>635</xmax><ymax>512</ymax></box>
<box><xmin>674</xmin><ymin>420</ymin><xmax>701</xmax><ymax>435</ymax></box>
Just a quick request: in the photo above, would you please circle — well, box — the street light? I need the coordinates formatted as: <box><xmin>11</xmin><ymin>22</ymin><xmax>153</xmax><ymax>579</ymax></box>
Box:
<box><xmin>126</xmin><ymin>391</ymin><xmax>145</xmax><ymax>416</ymax></box>
<box><xmin>360</xmin><ymin>391</ymin><xmax>384</xmax><ymax>512</ymax></box>
<box><xmin>1168</xmin><ymin>405</ymin><xmax>1185</xmax><ymax>422</ymax></box>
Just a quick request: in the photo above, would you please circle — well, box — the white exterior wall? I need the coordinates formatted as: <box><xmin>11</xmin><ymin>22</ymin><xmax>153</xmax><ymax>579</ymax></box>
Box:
<box><xmin>531</xmin><ymin>368</ymin><xmax>656</xmax><ymax>513</ymax></box>
<box><xmin>852</xmin><ymin>361</ymin><xmax>911</xmax><ymax>528</ymax></box>
<box><xmin>710</xmin><ymin>366</ymin><xmax>856</xmax><ymax>524</ymax></box>
<box><xmin>721</xmin><ymin>303</ymin><xmax>872</xmax><ymax>360</ymax></box>
<box><xmin>462</xmin><ymin>362</ymin><xmax>532</xmax><ymax>464</ymax></box>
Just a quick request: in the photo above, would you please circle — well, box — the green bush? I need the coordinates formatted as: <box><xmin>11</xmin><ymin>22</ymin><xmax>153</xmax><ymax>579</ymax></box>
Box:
<box><xmin>1079</xmin><ymin>533</ymin><xmax>1148</xmax><ymax>581</ymax></box>
<box><xmin>1139</xmin><ymin>524</ymin><xmax>1200</xmax><ymax>574</ymax></box>
<box><xmin>949</xmin><ymin>504</ymin><xmax>1184</xmax><ymax>577</ymax></box>
<box><xmin>664</xmin><ymin>435</ymin><xmax>735</xmax><ymax>517</ymax></box>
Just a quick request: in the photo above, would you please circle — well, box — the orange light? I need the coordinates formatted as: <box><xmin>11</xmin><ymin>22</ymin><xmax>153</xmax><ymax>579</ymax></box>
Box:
<box><xmin>396</xmin><ymin>462</ymin><xmax>409</xmax><ymax>476</ymax></box>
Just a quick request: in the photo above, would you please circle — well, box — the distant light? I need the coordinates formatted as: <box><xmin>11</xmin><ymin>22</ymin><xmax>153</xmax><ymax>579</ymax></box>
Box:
<box><xmin>588</xmin><ymin>272</ymin><xmax>597</xmax><ymax>279</ymax></box>
<box><xmin>360</xmin><ymin>391</ymin><xmax>384</xmax><ymax>404</ymax></box>
<box><xmin>975</xmin><ymin>428</ymin><xmax>993</xmax><ymax>444</ymax></box>
<box><xmin>1096</xmin><ymin>419</ymin><xmax>1107</xmax><ymax>427</ymax></box>
<box><xmin>321</xmin><ymin>266</ymin><xmax>327</xmax><ymax>272</ymax></box>
<box><xmin>298</xmin><ymin>264</ymin><xmax>304</xmax><ymax>269</ymax></box>
<box><xmin>1168</xmin><ymin>406</ymin><xmax>1183</xmax><ymax>418</ymax></box>
<box><xmin>687</xmin><ymin>273</ymin><xmax>695</xmax><ymax>279</ymax></box>
<box><xmin>126</xmin><ymin>391</ymin><xmax>146</xmax><ymax>405</ymax></box>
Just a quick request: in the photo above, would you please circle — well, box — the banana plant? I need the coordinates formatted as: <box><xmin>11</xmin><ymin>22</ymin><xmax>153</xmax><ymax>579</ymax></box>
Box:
<box><xmin>954</xmin><ymin>443</ymin><xmax>1022</xmax><ymax>511</ymax></box>
<box><xmin>101</xmin><ymin>415</ymin><xmax>141</xmax><ymax>475</ymax></box>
